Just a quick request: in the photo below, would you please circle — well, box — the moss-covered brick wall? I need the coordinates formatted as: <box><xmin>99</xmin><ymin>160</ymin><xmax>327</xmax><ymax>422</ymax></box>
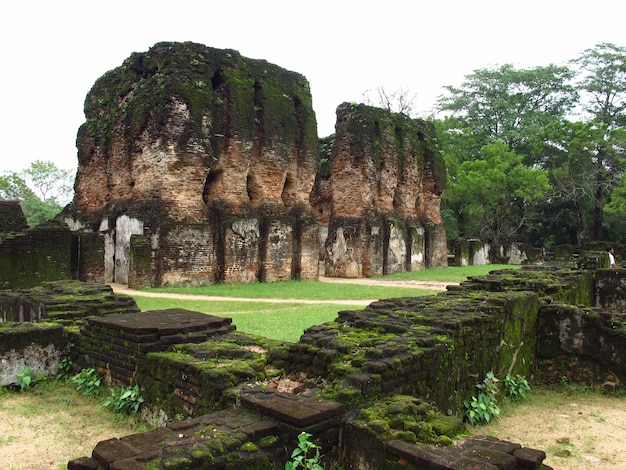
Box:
<box><xmin>0</xmin><ymin>221</ymin><xmax>73</xmax><ymax>289</ymax></box>
<box><xmin>537</xmin><ymin>302</ymin><xmax>626</xmax><ymax>383</ymax></box>
<box><xmin>4</xmin><ymin>280</ymin><xmax>139</xmax><ymax>325</ymax></box>
<box><xmin>77</xmin><ymin>309</ymin><xmax>235</xmax><ymax>387</ymax></box>
<box><xmin>70</xmin><ymin>265</ymin><xmax>621</xmax><ymax>469</ymax></box>
<box><xmin>271</xmin><ymin>289</ymin><xmax>540</xmax><ymax>412</ymax></box>
<box><xmin>76</xmin><ymin>231</ymin><xmax>106</xmax><ymax>283</ymax></box>
<box><xmin>595</xmin><ymin>268</ymin><xmax>626</xmax><ymax>311</ymax></box>
<box><xmin>0</xmin><ymin>200</ymin><xmax>28</xmax><ymax>233</ymax></box>
<box><xmin>129</xmin><ymin>234</ymin><xmax>154</xmax><ymax>288</ymax></box>
<box><xmin>140</xmin><ymin>333</ymin><xmax>277</xmax><ymax>419</ymax></box>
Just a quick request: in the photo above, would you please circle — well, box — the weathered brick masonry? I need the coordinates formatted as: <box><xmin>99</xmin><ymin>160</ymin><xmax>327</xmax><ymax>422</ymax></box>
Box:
<box><xmin>69</xmin><ymin>264</ymin><xmax>626</xmax><ymax>469</ymax></box>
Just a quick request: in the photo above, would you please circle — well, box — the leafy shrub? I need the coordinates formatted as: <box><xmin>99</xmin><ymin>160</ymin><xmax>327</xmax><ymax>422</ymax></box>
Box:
<box><xmin>56</xmin><ymin>342</ymin><xmax>74</xmax><ymax>380</ymax></box>
<box><xmin>503</xmin><ymin>373</ymin><xmax>531</xmax><ymax>400</ymax></box>
<box><xmin>71</xmin><ymin>367</ymin><xmax>102</xmax><ymax>397</ymax></box>
<box><xmin>103</xmin><ymin>384</ymin><xmax>145</xmax><ymax>415</ymax></box>
<box><xmin>464</xmin><ymin>371</ymin><xmax>501</xmax><ymax>425</ymax></box>
<box><xmin>16</xmin><ymin>365</ymin><xmax>34</xmax><ymax>392</ymax></box>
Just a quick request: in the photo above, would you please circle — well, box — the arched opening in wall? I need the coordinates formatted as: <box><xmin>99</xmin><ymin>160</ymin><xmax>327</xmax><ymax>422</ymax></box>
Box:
<box><xmin>382</xmin><ymin>221</ymin><xmax>390</xmax><ymax>275</ymax></box>
<box><xmin>202</xmin><ymin>168</ymin><xmax>223</xmax><ymax>207</ymax></box>
<box><xmin>292</xmin><ymin>218</ymin><xmax>302</xmax><ymax>280</ymax></box>
<box><xmin>424</xmin><ymin>222</ymin><xmax>433</xmax><ymax>269</ymax></box>
<box><xmin>246</xmin><ymin>172</ymin><xmax>262</xmax><ymax>207</ymax></box>
<box><xmin>281</xmin><ymin>174</ymin><xmax>296</xmax><ymax>210</ymax></box>
<box><xmin>211</xmin><ymin>69</ymin><xmax>225</xmax><ymax>90</ymax></box>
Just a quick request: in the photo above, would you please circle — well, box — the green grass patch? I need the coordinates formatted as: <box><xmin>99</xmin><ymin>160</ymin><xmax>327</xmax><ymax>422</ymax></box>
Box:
<box><xmin>134</xmin><ymin>297</ymin><xmax>354</xmax><ymax>342</ymax></box>
<box><xmin>378</xmin><ymin>264</ymin><xmax>520</xmax><ymax>282</ymax></box>
<box><xmin>140</xmin><ymin>280</ymin><xmax>439</xmax><ymax>300</ymax></box>
<box><xmin>131</xmin><ymin>266</ymin><xmax>516</xmax><ymax>342</ymax></box>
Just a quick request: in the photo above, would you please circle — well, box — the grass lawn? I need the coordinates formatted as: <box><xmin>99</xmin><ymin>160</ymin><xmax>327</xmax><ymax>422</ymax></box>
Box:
<box><xmin>139</xmin><ymin>279</ymin><xmax>434</xmax><ymax>300</ymax></box>
<box><xmin>134</xmin><ymin>297</ymin><xmax>355</xmax><ymax>342</ymax></box>
<box><xmin>133</xmin><ymin>264</ymin><xmax>519</xmax><ymax>342</ymax></box>
<box><xmin>379</xmin><ymin>264</ymin><xmax>520</xmax><ymax>281</ymax></box>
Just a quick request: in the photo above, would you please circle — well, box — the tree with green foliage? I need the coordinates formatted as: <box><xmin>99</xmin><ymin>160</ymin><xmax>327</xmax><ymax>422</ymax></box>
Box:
<box><xmin>438</xmin><ymin>63</ymin><xmax>577</xmax><ymax>162</ymax></box>
<box><xmin>436</xmin><ymin>45</ymin><xmax>626</xmax><ymax>247</ymax></box>
<box><xmin>0</xmin><ymin>160</ymin><xmax>73</xmax><ymax>227</ymax></box>
<box><xmin>534</xmin><ymin>119</ymin><xmax>626</xmax><ymax>246</ymax></box>
<box><xmin>571</xmin><ymin>43</ymin><xmax>626</xmax><ymax>240</ymax></box>
<box><xmin>442</xmin><ymin>140</ymin><xmax>550</xmax><ymax>245</ymax></box>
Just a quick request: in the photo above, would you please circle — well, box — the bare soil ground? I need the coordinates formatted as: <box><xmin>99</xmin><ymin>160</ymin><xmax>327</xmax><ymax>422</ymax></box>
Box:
<box><xmin>466</xmin><ymin>387</ymin><xmax>626</xmax><ymax>469</ymax></box>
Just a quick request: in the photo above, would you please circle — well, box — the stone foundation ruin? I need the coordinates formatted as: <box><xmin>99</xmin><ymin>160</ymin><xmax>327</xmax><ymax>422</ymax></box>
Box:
<box><xmin>2</xmin><ymin>259</ymin><xmax>625</xmax><ymax>469</ymax></box>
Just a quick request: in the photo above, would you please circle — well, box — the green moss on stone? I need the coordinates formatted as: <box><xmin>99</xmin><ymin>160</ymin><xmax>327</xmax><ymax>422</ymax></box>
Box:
<box><xmin>240</xmin><ymin>441</ymin><xmax>259</xmax><ymax>452</ymax></box>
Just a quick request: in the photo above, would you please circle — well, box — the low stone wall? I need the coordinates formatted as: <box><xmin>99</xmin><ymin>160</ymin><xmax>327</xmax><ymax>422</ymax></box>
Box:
<box><xmin>0</xmin><ymin>221</ymin><xmax>74</xmax><ymax>289</ymax></box>
<box><xmin>77</xmin><ymin>309</ymin><xmax>235</xmax><ymax>386</ymax></box>
<box><xmin>537</xmin><ymin>302</ymin><xmax>626</xmax><ymax>383</ymax></box>
<box><xmin>0</xmin><ymin>322</ymin><xmax>66</xmax><ymax>386</ymax></box>
<box><xmin>5</xmin><ymin>280</ymin><xmax>140</xmax><ymax>324</ymax></box>
<box><xmin>271</xmin><ymin>289</ymin><xmax>541</xmax><ymax>412</ymax></box>
<box><xmin>0</xmin><ymin>200</ymin><xmax>28</xmax><ymax>233</ymax></box>
<box><xmin>0</xmin><ymin>294</ymin><xmax>43</xmax><ymax>322</ymax></box>
<box><xmin>0</xmin><ymin>281</ymin><xmax>140</xmax><ymax>386</ymax></box>
<box><xmin>3</xmin><ymin>266</ymin><xmax>624</xmax><ymax>468</ymax></box>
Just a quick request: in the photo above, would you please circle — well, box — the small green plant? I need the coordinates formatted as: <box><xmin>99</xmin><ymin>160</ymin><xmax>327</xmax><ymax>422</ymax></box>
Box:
<box><xmin>71</xmin><ymin>367</ymin><xmax>103</xmax><ymax>397</ymax></box>
<box><xmin>56</xmin><ymin>342</ymin><xmax>74</xmax><ymax>380</ymax></box>
<box><xmin>503</xmin><ymin>373</ymin><xmax>531</xmax><ymax>400</ymax></box>
<box><xmin>464</xmin><ymin>371</ymin><xmax>501</xmax><ymax>425</ymax></box>
<box><xmin>16</xmin><ymin>365</ymin><xmax>34</xmax><ymax>392</ymax></box>
<box><xmin>285</xmin><ymin>432</ymin><xmax>323</xmax><ymax>470</ymax></box>
<box><xmin>103</xmin><ymin>384</ymin><xmax>145</xmax><ymax>415</ymax></box>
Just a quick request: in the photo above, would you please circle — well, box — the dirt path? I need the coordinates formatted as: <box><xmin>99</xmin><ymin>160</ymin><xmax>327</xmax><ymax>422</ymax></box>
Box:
<box><xmin>110</xmin><ymin>276</ymin><xmax>455</xmax><ymax>306</ymax></box>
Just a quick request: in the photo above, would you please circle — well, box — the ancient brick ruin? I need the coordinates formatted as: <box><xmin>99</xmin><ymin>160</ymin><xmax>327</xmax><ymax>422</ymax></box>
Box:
<box><xmin>3</xmin><ymin>260</ymin><xmax>625</xmax><ymax>469</ymax></box>
<box><xmin>32</xmin><ymin>41</ymin><xmax>445</xmax><ymax>289</ymax></box>
<box><xmin>312</xmin><ymin>103</ymin><xmax>447</xmax><ymax>277</ymax></box>
<box><xmin>6</xmin><ymin>41</ymin><xmax>625</xmax><ymax>468</ymax></box>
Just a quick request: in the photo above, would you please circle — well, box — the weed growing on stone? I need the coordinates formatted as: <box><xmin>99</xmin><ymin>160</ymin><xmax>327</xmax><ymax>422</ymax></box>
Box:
<box><xmin>285</xmin><ymin>432</ymin><xmax>323</xmax><ymax>470</ymax></box>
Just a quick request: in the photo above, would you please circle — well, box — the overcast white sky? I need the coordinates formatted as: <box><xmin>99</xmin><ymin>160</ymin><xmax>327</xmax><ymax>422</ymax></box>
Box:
<box><xmin>1</xmin><ymin>0</ymin><xmax>625</xmax><ymax>173</ymax></box>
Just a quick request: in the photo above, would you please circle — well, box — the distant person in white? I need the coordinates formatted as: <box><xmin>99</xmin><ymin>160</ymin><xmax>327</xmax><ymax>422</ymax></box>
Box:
<box><xmin>606</xmin><ymin>246</ymin><xmax>616</xmax><ymax>268</ymax></box>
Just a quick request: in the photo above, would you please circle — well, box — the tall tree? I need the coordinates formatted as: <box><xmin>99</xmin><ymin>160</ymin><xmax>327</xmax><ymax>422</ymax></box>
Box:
<box><xmin>438</xmin><ymin>64</ymin><xmax>577</xmax><ymax>162</ymax></box>
<box><xmin>537</xmin><ymin>120</ymin><xmax>609</xmax><ymax>246</ymax></box>
<box><xmin>442</xmin><ymin>140</ymin><xmax>549</xmax><ymax>245</ymax></box>
<box><xmin>571</xmin><ymin>43</ymin><xmax>626</xmax><ymax>240</ymax></box>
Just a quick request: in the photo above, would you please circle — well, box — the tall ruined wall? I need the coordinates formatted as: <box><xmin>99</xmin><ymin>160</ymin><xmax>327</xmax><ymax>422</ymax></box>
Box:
<box><xmin>312</xmin><ymin>103</ymin><xmax>447</xmax><ymax>277</ymax></box>
<box><xmin>67</xmin><ymin>42</ymin><xmax>320</xmax><ymax>285</ymax></box>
